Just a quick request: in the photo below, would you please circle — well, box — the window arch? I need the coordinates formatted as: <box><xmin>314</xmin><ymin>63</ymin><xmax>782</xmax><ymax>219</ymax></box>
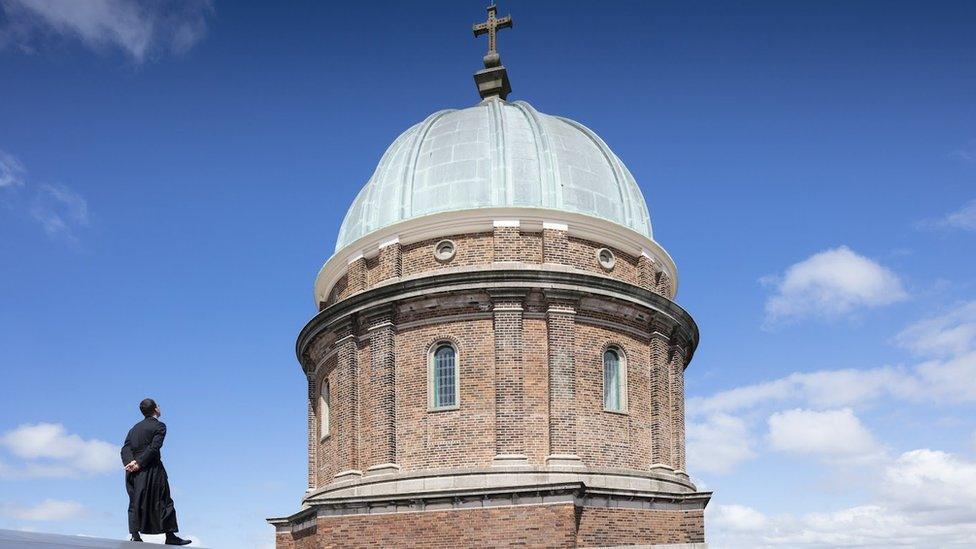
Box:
<box><xmin>603</xmin><ymin>347</ymin><xmax>628</xmax><ymax>412</ymax></box>
<box><xmin>428</xmin><ymin>342</ymin><xmax>459</xmax><ymax>410</ymax></box>
<box><xmin>319</xmin><ymin>378</ymin><xmax>331</xmax><ymax>440</ymax></box>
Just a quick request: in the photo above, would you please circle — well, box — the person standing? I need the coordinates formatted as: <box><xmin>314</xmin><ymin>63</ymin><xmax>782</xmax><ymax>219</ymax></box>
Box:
<box><xmin>121</xmin><ymin>398</ymin><xmax>191</xmax><ymax>545</ymax></box>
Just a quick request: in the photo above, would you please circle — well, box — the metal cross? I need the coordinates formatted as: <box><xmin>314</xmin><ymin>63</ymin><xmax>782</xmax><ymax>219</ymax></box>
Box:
<box><xmin>472</xmin><ymin>4</ymin><xmax>513</xmax><ymax>56</ymax></box>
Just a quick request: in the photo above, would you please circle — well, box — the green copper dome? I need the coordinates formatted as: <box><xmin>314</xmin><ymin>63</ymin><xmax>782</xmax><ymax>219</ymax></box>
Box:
<box><xmin>335</xmin><ymin>98</ymin><xmax>653</xmax><ymax>252</ymax></box>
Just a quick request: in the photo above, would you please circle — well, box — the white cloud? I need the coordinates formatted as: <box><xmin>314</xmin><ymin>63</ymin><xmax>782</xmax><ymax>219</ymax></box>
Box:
<box><xmin>884</xmin><ymin>449</ymin><xmax>976</xmax><ymax>521</ymax></box>
<box><xmin>917</xmin><ymin>199</ymin><xmax>976</xmax><ymax>232</ymax></box>
<box><xmin>895</xmin><ymin>301</ymin><xmax>976</xmax><ymax>358</ymax></box>
<box><xmin>0</xmin><ymin>149</ymin><xmax>26</xmax><ymax>188</ymax></box>
<box><xmin>30</xmin><ymin>183</ymin><xmax>89</xmax><ymax>241</ymax></box>
<box><xmin>767</xmin><ymin>408</ymin><xmax>881</xmax><ymax>461</ymax></box>
<box><xmin>0</xmin><ymin>0</ymin><xmax>213</xmax><ymax>63</ymax></box>
<box><xmin>940</xmin><ymin>200</ymin><xmax>976</xmax><ymax>231</ymax></box>
<box><xmin>708</xmin><ymin>448</ymin><xmax>976</xmax><ymax>547</ymax></box>
<box><xmin>687</xmin><ymin>366</ymin><xmax>921</xmax><ymax>417</ymax></box>
<box><xmin>762</xmin><ymin>246</ymin><xmax>907</xmax><ymax>325</ymax></box>
<box><xmin>950</xmin><ymin>142</ymin><xmax>976</xmax><ymax>163</ymax></box>
<box><xmin>689</xmin><ymin>299</ymin><xmax>976</xmax><ymax>415</ymax></box>
<box><xmin>687</xmin><ymin>413</ymin><xmax>756</xmax><ymax>474</ymax></box>
<box><xmin>0</xmin><ymin>499</ymin><xmax>88</xmax><ymax>521</ymax></box>
<box><xmin>709</xmin><ymin>503</ymin><xmax>768</xmax><ymax>532</ymax></box>
<box><xmin>0</xmin><ymin>423</ymin><xmax>117</xmax><ymax>478</ymax></box>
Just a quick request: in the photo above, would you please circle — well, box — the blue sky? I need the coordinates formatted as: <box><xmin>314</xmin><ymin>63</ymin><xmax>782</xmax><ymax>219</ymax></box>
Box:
<box><xmin>0</xmin><ymin>1</ymin><xmax>974</xmax><ymax>547</ymax></box>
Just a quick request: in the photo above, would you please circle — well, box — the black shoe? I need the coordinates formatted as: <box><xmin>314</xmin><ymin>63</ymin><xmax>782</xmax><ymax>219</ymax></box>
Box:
<box><xmin>130</xmin><ymin>533</ymin><xmax>142</xmax><ymax>542</ymax></box>
<box><xmin>165</xmin><ymin>533</ymin><xmax>192</xmax><ymax>545</ymax></box>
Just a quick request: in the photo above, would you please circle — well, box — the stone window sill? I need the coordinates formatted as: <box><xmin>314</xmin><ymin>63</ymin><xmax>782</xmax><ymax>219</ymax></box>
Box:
<box><xmin>427</xmin><ymin>405</ymin><xmax>460</xmax><ymax>413</ymax></box>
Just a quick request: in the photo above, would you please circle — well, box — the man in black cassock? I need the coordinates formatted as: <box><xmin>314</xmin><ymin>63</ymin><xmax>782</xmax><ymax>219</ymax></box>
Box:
<box><xmin>121</xmin><ymin>398</ymin><xmax>191</xmax><ymax>545</ymax></box>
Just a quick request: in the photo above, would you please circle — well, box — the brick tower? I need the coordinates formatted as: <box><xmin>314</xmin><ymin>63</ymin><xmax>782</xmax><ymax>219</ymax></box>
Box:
<box><xmin>269</xmin><ymin>5</ymin><xmax>710</xmax><ymax>547</ymax></box>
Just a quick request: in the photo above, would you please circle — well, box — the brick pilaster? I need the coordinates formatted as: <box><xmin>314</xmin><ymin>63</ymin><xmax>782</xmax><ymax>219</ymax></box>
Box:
<box><xmin>365</xmin><ymin>305</ymin><xmax>397</xmax><ymax>468</ymax></box>
<box><xmin>375</xmin><ymin>241</ymin><xmax>402</xmax><ymax>285</ymax></box>
<box><xmin>306</xmin><ymin>369</ymin><xmax>317</xmax><ymax>491</ymax></box>
<box><xmin>491</xmin><ymin>290</ymin><xmax>527</xmax><ymax>460</ymax></box>
<box><xmin>656</xmin><ymin>271</ymin><xmax>673</xmax><ymax>299</ymax></box>
<box><xmin>542</xmin><ymin>223</ymin><xmax>570</xmax><ymax>265</ymax></box>
<box><xmin>637</xmin><ymin>253</ymin><xmax>659</xmax><ymax>293</ymax></box>
<box><xmin>493</xmin><ymin>221</ymin><xmax>521</xmax><ymax>261</ymax></box>
<box><xmin>335</xmin><ymin>320</ymin><xmax>360</xmax><ymax>473</ymax></box>
<box><xmin>348</xmin><ymin>256</ymin><xmax>367</xmax><ymax>293</ymax></box>
<box><xmin>546</xmin><ymin>295</ymin><xmax>578</xmax><ymax>461</ymax></box>
<box><xmin>649</xmin><ymin>337</ymin><xmax>673</xmax><ymax>467</ymax></box>
<box><xmin>670</xmin><ymin>344</ymin><xmax>687</xmax><ymax>472</ymax></box>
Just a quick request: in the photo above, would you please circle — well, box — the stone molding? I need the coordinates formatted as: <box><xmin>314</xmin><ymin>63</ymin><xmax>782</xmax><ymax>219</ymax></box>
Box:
<box><xmin>268</xmin><ymin>467</ymin><xmax>710</xmax><ymax>529</ymax></box>
<box><xmin>298</xmin><ymin>267</ymin><xmax>698</xmax><ymax>371</ymax></box>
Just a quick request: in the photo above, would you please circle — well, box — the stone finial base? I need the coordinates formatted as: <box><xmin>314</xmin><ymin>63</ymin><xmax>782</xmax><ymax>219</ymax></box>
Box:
<box><xmin>474</xmin><ymin>66</ymin><xmax>512</xmax><ymax>100</ymax></box>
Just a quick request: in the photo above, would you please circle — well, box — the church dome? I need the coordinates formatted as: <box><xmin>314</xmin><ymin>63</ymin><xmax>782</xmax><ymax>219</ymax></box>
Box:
<box><xmin>335</xmin><ymin>98</ymin><xmax>653</xmax><ymax>252</ymax></box>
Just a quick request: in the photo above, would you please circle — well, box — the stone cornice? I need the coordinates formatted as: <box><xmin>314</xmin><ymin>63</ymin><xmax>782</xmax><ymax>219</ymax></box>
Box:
<box><xmin>296</xmin><ymin>267</ymin><xmax>698</xmax><ymax>372</ymax></box>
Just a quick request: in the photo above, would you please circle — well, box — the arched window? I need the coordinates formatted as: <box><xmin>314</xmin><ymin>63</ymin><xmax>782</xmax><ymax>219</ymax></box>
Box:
<box><xmin>429</xmin><ymin>343</ymin><xmax>458</xmax><ymax>410</ymax></box>
<box><xmin>603</xmin><ymin>348</ymin><xmax>627</xmax><ymax>412</ymax></box>
<box><xmin>319</xmin><ymin>379</ymin><xmax>330</xmax><ymax>440</ymax></box>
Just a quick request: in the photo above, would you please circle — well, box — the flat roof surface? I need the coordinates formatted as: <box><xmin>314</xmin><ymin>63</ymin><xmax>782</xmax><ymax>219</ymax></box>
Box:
<box><xmin>0</xmin><ymin>529</ymin><xmax>194</xmax><ymax>548</ymax></box>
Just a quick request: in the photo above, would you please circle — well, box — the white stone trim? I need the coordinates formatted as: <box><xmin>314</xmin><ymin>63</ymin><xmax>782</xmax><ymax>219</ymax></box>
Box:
<box><xmin>542</xmin><ymin>221</ymin><xmax>568</xmax><ymax>231</ymax></box>
<box><xmin>315</xmin><ymin>207</ymin><xmax>679</xmax><ymax>304</ymax></box>
<box><xmin>378</xmin><ymin>237</ymin><xmax>400</xmax><ymax>249</ymax></box>
<box><xmin>346</xmin><ymin>253</ymin><xmax>364</xmax><ymax>265</ymax></box>
<box><xmin>492</xmin><ymin>219</ymin><xmax>520</xmax><ymax>227</ymax></box>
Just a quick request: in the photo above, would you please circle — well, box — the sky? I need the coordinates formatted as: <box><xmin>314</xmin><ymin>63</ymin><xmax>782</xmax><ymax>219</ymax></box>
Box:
<box><xmin>0</xmin><ymin>0</ymin><xmax>974</xmax><ymax>547</ymax></box>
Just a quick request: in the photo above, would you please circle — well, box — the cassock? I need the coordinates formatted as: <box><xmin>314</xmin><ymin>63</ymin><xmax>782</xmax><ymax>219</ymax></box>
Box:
<box><xmin>121</xmin><ymin>417</ymin><xmax>179</xmax><ymax>535</ymax></box>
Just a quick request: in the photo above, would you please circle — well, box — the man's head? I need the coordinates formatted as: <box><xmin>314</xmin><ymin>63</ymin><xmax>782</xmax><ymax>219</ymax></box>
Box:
<box><xmin>139</xmin><ymin>398</ymin><xmax>160</xmax><ymax>418</ymax></box>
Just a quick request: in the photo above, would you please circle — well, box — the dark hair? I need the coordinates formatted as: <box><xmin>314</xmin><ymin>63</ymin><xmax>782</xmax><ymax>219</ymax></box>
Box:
<box><xmin>139</xmin><ymin>398</ymin><xmax>157</xmax><ymax>418</ymax></box>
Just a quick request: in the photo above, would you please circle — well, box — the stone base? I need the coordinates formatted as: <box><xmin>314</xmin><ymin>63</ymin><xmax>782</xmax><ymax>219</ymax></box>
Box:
<box><xmin>546</xmin><ymin>453</ymin><xmax>586</xmax><ymax>469</ymax></box>
<box><xmin>491</xmin><ymin>454</ymin><xmax>531</xmax><ymax>468</ymax></box>
<box><xmin>272</xmin><ymin>504</ymin><xmax>705</xmax><ymax>548</ymax></box>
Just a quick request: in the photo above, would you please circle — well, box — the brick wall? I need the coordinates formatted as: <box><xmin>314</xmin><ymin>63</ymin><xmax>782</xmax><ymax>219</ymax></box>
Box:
<box><xmin>275</xmin><ymin>505</ymin><xmax>704</xmax><ymax>548</ymax></box>
<box><xmin>576</xmin><ymin>507</ymin><xmax>705</xmax><ymax>546</ymax></box>
<box><xmin>573</xmin><ymin>324</ymin><xmax>653</xmax><ymax>470</ymax></box>
<box><xmin>394</xmin><ymin>322</ymin><xmax>496</xmax><ymax>470</ymax></box>
<box><xmin>323</xmin><ymin>229</ymin><xmax>675</xmax><ymax>310</ymax></box>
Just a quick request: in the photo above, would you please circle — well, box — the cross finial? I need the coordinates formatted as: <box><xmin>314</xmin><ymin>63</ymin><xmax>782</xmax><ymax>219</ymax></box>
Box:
<box><xmin>471</xmin><ymin>4</ymin><xmax>514</xmax><ymax>100</ymax></box>
<box><xmin>473</xmin><ymin>4</ymin><xmax>513</xmax><ymax>68</ymax></box>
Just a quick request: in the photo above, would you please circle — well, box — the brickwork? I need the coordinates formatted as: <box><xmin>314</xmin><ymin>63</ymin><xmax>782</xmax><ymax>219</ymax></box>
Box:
<box><xmin>542</xmin><ymin>227</ymin><xmax>570</xmax><ymax>264</ymax></box>
<box><xmin>491</xmin><ymin>294</ymin><xmax>525</xmax><ymax>456</ymax></box>
<box><xmin>574</xmin><ymin>326</ymin><xmax>652</xmax><ymax>470</ymax></box>
<box><xmin>394</xmin><ymin>321</ymin><xmax>496</xmax><ymax>470</ymax></box>
<box><xmin>365</xmin><ymin>309</ymin><xmax>396</xmax><ymax>467</ymax></box>
<box><xmin>650</xmin><ymin>337</ymin><xmax>673</xmax><ymax>466</ymax></box>
<box><xmin>291</xmin><ymin>229</ymin><xmax>704</xmax><ymax>546</ymax></box>
<box><xmin>576</xmin><ymin>508</ymin><xmax>705</xmax><ymax>546</ymax></box>
<box><xmin>670</xmin><ymin>345</ymin><xmax>687</xmax><ymax>471</ymax></box>
<box><xmin>522</xmin><ymin>230</ymin><xmax>544</xmax><ymax>263</ymax></box>
<box><xmin>523</xmin><ymin>317</ymin><xmax>550</xmax><ymax>462</ymax></box>
<box><xmin>493</xmin><ymin>225</ymin><xmax>521</xmax><ymax>261</ymax></box>
<box><xmin>335</xmin><ymin>329</ymin><xmax>360</xmax><ymax>473</ymax></box>
<box><xmin>275</xmin><ymin>505</ymin><xmax>704</xmax><ymax>548</ymax></box>
<box><xmin>370</xmin><ymin>242</ymin><xmax>402</xmax><ymax>286</ymax></box>
<box><xmin>328</xmin><ymin>230</ymin><xmax>675</xmax><ymax>307</ymax></box>
<box><xmin>348</xmin><ymin>258</ymin><xmax>366</xmax><ymax>294</ymax></box>
<box><xmin>656</xmin><ymin>270</ymin><xmax>674</xmax><ymax>299</ymax></box>
<box><xmin>307</xmin><ymin>504</ymin><xmax>578</xmax><ymax>548</ymax></box>
<box><xmin>306</xmin><ymin>373</ymin><xmax>316</xmax><ymax>490</ymax></box>
<box><xmin>569</xmin><ymin>236</ymin><xmax>640</xmax><ymax>285</ymax></box>
<box><xmin>547</xmin><ymin>302</ymin><xmax>577</xmax><ymax>456</ymax></box>
<box><xmin>401</xmin><ymin>232</ymin><xmax>493</xmax><ymax>277</ymax></box>
<box><xmin>324</xmin><ymin>274</ymin><xmax>348</xmax><ymax>308</ymax></box>
<box><xmin>637</xmin><ymin>253</ymin><xmax>657</xmax><ymax>292</ymax></box>
<box><xmin>315</xmin><ymin>356</ymin><xmax>339</xmax><ymax>483</ymax></box>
